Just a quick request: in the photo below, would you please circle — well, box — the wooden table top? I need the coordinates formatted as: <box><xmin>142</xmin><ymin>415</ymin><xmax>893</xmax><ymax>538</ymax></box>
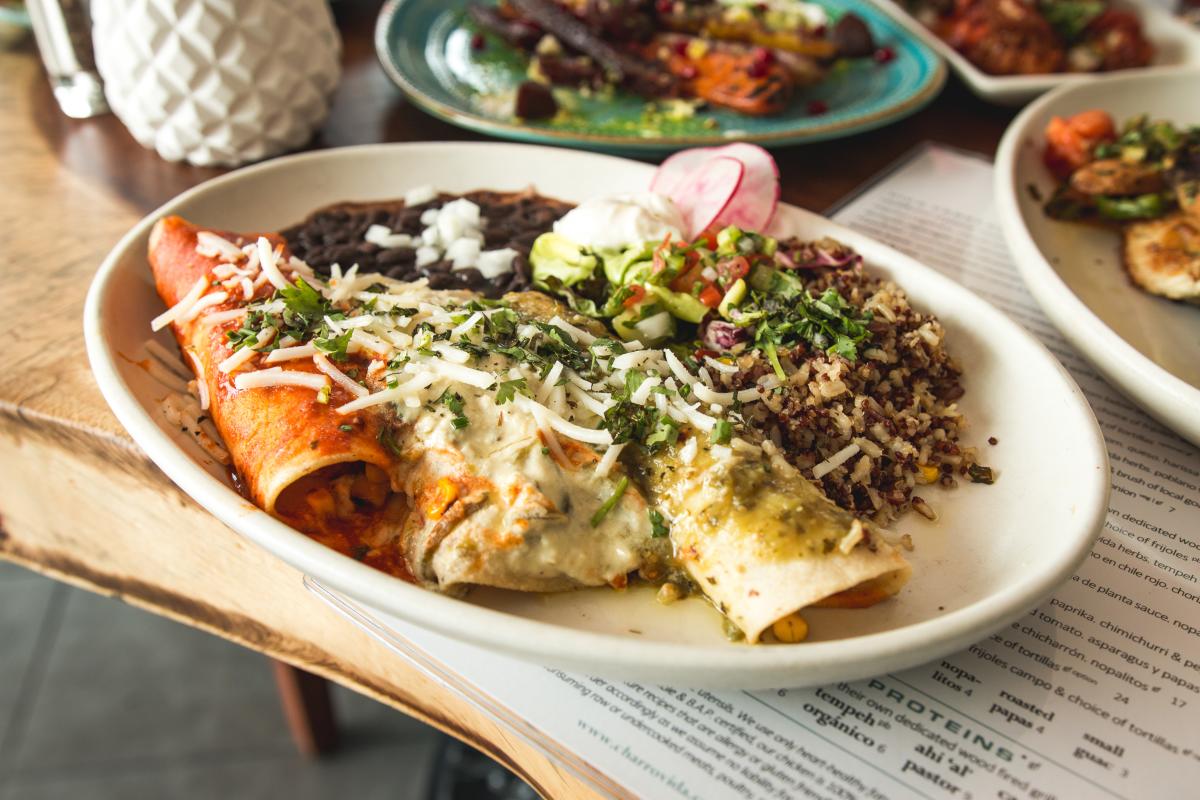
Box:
<box><xmin>0</xmin><ymin>3</ymin><xmax>1015</xmax><ymax>797</ymax></box>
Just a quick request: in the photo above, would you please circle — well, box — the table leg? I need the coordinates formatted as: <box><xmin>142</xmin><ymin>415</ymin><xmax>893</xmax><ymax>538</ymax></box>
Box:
<box><xmin>271</xmin><ymin>659</ymin><xmax>339</xmax><ymax>757</ymax></box>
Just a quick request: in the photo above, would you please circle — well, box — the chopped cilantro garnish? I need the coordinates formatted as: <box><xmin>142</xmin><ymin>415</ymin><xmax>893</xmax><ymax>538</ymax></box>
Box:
<box><xmin>278</xmin><ymin>277</ymin><xmax>327</xmax><ymax>318</ymax></box>
<box><xmin>648</xmin><ymin>509</ymin><xmax>669</xmax><ymax>539</ymax></box>
<box><xmin>314</xmin><ymin>330</ymin><xmax>352</xmax><ymax>361</ymax></box>
<box><xmin>590</xmin><ymin>476</ymin><xmax>629</xmax><ymax>527</ymax></box>
<box><xmin>378</xmin><ymin>427</ymin><xmax>403</xmax><ymax>456</ymax></box>
<box><xmin>437</xmin><ymin>389</ymin><xmax>470</xmax><ymax>429</ymax></box>
<box><xmin>495</xmin><ymin>378</ymin><xmax>528</xmax><ymax>405</ymax></box>
<box><xmin>749</xmin><ymin>285</ymin><xmax>872</xmax><ymax>364</ymax></box>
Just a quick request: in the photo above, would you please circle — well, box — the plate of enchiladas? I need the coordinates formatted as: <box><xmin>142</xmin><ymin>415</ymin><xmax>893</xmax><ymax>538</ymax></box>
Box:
<box><xmin>84</xmin><ymin>142</ymin><xmax>1107</xmax><ymax>688</ymax></box>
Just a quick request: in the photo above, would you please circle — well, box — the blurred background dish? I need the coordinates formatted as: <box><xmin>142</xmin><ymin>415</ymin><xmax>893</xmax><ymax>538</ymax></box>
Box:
<box><xmin>374</xmin><ymin>0</ymin><xmax>945</xmax><ymax>151</ymax></box>
<box><xmin>872</xmin><ymin>0</ymin><xmax>1200</xmax><ymax>104</ymax></box>
<box><xmin>995</xmin><ymin>68</ymin><xmax>1200</xmax><ymax>446</ymax></box>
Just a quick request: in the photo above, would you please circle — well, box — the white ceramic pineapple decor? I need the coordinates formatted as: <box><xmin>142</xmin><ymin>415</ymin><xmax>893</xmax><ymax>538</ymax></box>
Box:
<box><xmin>92</xmin><ymin>0</ymin><xmax>341</xmax><ymax>166</ymax></box>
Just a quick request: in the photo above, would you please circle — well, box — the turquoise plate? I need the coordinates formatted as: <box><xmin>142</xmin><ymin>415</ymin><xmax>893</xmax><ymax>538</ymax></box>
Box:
<box><xmin>375</xmin><ymin>0</ymin><xmax>946</xmax><ymax>153</ymax></box>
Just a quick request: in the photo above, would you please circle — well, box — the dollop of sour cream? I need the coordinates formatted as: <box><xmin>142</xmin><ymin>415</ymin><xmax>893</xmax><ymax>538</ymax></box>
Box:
<box><xmin>553</xmin><ymin>193</ymin><xmax>686</xmax><ymax>251</ymax></box>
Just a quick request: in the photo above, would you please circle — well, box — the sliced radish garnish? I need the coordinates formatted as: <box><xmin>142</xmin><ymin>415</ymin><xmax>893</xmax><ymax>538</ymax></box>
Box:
<box><xmin>670</xmin><ymin>156</ymin><xmax>744</xmax><ymax>239</ymax></box>
<box><xmin>651</xmin><ymin>143</ymin><xmax>781</xmax><ymax>238</ymax></box>
<box><xmin>708</xmin><ymin>143</ymin><xmax>780</xmax><ymax>232</ymax></box>
<box><xmin>650</xmin><ymin>148</ymin><xmax>719</xmax><ymax>198</ymax></box>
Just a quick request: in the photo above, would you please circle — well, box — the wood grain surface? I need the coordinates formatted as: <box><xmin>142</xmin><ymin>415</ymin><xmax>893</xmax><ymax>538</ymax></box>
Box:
<box><xmin>0</xmin><ymin>2</ymin><xmax>1015</xmax><ymax>797</ymax></box>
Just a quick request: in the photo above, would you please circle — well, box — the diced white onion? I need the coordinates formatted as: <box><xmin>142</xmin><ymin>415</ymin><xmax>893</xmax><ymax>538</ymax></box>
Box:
<box><xmin>365</xmin><ymin>224</ymin><xmax>414</xmax><ymax>249</ymax></box>
<box><xmin>446</xmin><ymin>238</ymin><xmax>481</xmax><ymax>269</ymax></box>
<box><xmin>415</xmin><ymin>246</ymin><xmax>439</xmax><ymax>267</ymax></box>
<box><xmin>405</xmin><ymin>185</ymin><xmax>437</xmax><ymax>206</ymax></box>
<box><xmin>476</xmin><ymin>248</ymin><xmax>517</xmax><ymax>279</ymax></box>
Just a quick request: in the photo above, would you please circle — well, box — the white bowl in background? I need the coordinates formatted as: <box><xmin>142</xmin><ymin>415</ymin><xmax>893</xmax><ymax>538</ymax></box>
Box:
<box><xmin>995</xmin><ymin>69</ymin><xmax>1200</xmax><ymax>447</ymax></box>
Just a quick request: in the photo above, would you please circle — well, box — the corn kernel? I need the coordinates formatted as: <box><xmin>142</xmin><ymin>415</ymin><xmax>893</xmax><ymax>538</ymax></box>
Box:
<box><xmin>917</xmin><ymin>464</ymin><xmax>940</xmax><ymax>484</ymax></box>
<box><xmin>686</xmin><ymin>39</ymin><xmax>710</xmax><ymax>60</ymax></box>
<box><xmin>424</xmin><ymin>478</ymin><xmax>458</xmax><ymax>519</ymax></box>
<box><xmin>772</xmin><ymin>613</ymin><xmax>809</xmax><ymax>643</ymax></box>
<box><xmin>656</xmin><ymin>582</ymin><xmax>684</xmax><ymax>605</ymax></box>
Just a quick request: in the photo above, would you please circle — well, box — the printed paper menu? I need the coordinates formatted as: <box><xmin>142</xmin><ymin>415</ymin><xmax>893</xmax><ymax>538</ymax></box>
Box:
<box><xmin>311</xmin><ymin>146</ymin><xmax>1200</xmax><ymax>800</ymax></box>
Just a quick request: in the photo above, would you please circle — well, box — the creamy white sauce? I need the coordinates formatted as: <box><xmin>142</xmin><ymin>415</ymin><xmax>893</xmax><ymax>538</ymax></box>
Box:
<box><xmin>412</xmin><ymin>389</ymin><xmax>653</xmax><ymax>589</ymax></box>
<box><xmin>553</xmin><ymin>193</ymin><xmax>686</xmax><ymax>251</ymax></box>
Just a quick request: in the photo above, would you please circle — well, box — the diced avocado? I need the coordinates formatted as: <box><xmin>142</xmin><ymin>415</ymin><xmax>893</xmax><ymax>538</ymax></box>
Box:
<box><xmin>748</xmin><ymin>262</ymin><xmax>775</xmax><ymax>292</ymax></box>
<box><xmin>530</xmin><ymin>233</ymin><xmax>597</xmax><ymax>288</ymax></box>
<box><xmin>600</xmin><ymin>244</ymin><xmax>654</xmax><ymax>285</ymax></box>
<box><xmin>646</xmin><ymin>284</ymin><xmax>709</xmax><ymax>323</ymax></box>
<box><xmin>716</xmin><ymin>226</ymin><xmax>743</xmax><ymax>255</ymax></box>
<box><xmin>718</xmin><ymin>278</ymin><xmax>746</xmax><ymax>320</ymax></box>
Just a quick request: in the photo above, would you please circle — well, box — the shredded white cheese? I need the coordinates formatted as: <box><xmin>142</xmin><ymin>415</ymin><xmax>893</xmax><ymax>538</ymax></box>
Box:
<box><xmin>233</xmin><ymin>367</ymin><xmax>328</xmax><ymax>392</ymax></box>
<box><xmin>256</xmin><ymin>237</ymin><xmax>291</xmax><ymax>291</ymax></box>
<box><xmin>195</xmin><ymin>232</ymin><xmax>245</xmax><ymax>261</ymax></box>
<box><xmin>812</xmin><ymin>443</ymin><xmax>861</xmax><ymax>479</ymax></box>
<box><xmin>313</xmin><ymin>351</ymin><xmax>369</xmax><ymax>398</ymax></box>
<box><xmin>595</xmin><ymin>442</ymin><xmax>625</xmax><ymax>478</ymax></box>
<box><xmin>334</xmin><ymin>373</ymin><xmax>437</xmax><ymax>415</ymax></box>
<box><xmin>151</xmin><ymin>276</ymin><xmax>208</xmax><ymax>331</ymax></box>
<box><xmin>265</xmin><ymin>343</ymin><xmax>318</xmax><ymax>363</ymax></box>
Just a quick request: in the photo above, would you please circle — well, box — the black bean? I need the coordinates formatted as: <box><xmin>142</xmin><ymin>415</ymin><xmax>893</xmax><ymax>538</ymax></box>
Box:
<box><xmin>283</xmin><ymin>192</ymin><xmax>572</xmax><ymax>297</ymax></box>
<box><xmin>376</xmin><ymin>248</ymin><xmax>415</xmax><ymax>267</ymax></box>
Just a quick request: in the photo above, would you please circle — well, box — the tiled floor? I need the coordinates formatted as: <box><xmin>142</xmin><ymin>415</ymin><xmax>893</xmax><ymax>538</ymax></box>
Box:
<box><xmin>0</xmin><ymin>560</ymin><xmax>445</xmax><ymax>800</ymax></box>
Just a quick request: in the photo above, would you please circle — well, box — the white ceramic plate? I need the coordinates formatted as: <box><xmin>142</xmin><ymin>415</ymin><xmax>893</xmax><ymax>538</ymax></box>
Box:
<box><xmin>85</xmin><ymin>143</ymin><xmax>1108</xmax><ymax>688</ymax></box>
<box><xmin>995</xmin><ymin>70</ymin><xmax>1200</xmax><ymax>448</ymax></box>
<box><xmin>871</xmin><ymin>0</ymin><xmax>1200</xmax><ymax>105</ymax></box>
